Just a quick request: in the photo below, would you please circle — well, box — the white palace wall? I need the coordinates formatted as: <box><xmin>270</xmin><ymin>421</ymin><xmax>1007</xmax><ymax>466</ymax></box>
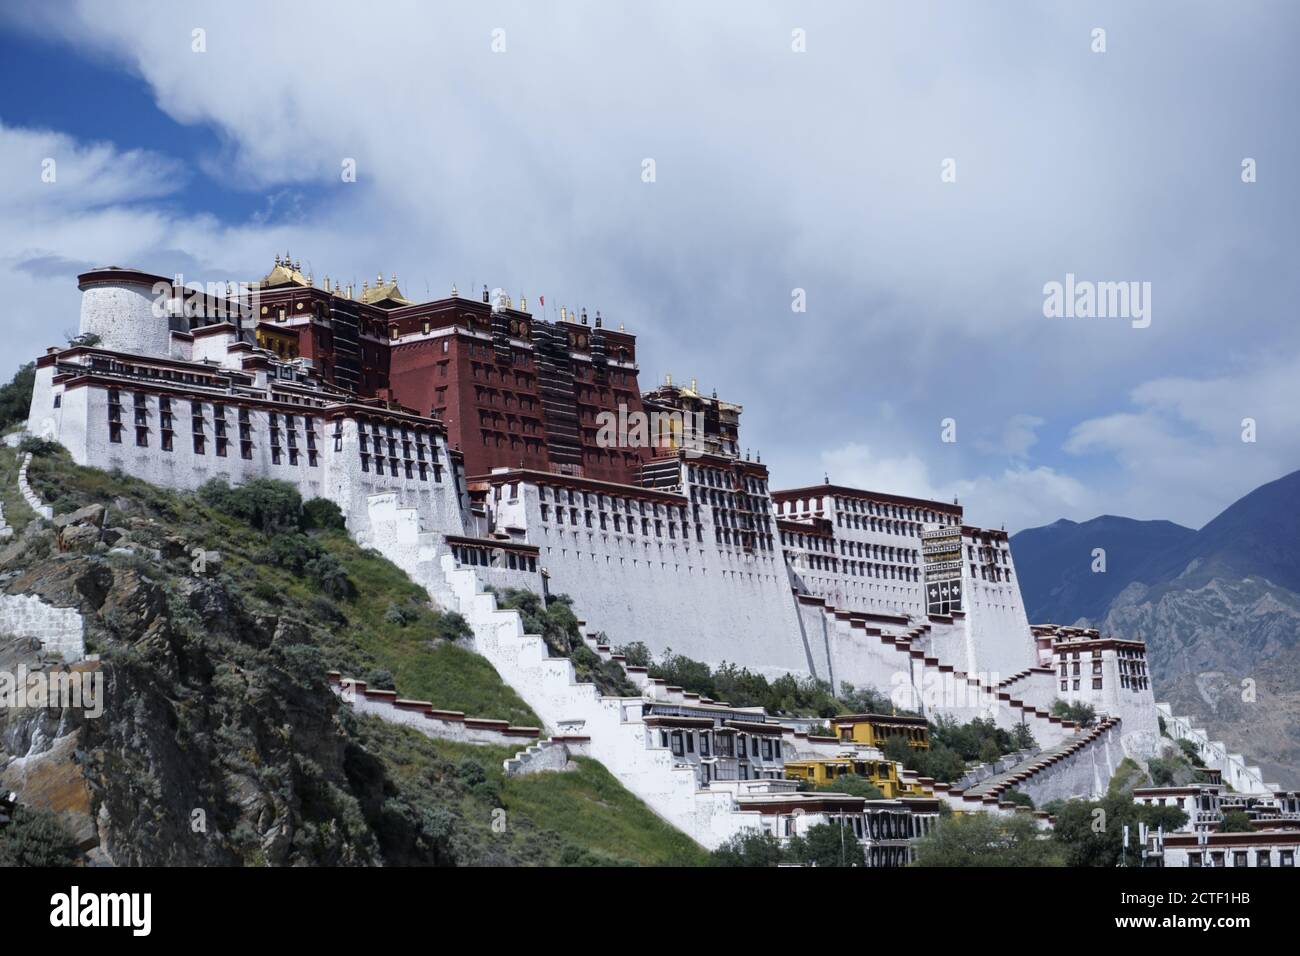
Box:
<box><xmin>32</xmin><ymin>380</ymin><xmax>467</xmax><ymax>548</ymax></box>
<box><xmin>505</xmin><ymin>480</ymin><xmax>812</xmax><ymax>678</ymax></box>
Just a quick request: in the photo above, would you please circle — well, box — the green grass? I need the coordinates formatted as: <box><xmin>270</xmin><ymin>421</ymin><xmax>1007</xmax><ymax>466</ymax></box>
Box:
<box><xmin>1107</xmin><ymin>756</ymin><xmax>1149</xmax><ymax>796</ymax></box>
<box><xmin>381</xmin><ymin>733</ymin><xmax>708</xmax><ymax>866</ymax></box>
<box><xmin>20</xmin><ymin>447</ymin><xmax>538</xmax><ymax>726</ymax></box>
<box><xmin>505</xmin><ymin>755</ymin><xmax>708</xmax><ymax>866</ymax></box>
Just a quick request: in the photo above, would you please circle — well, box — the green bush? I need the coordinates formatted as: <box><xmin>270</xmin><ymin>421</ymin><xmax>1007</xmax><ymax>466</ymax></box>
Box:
<box><xmin>433</xmin><ymin>611</ymin><xmax>472</xmax><ymax>642</ymax></box>
<box><xmin>18</xmin><ymin>436</ymin><xmax>61</xmax><ymax>457</ymax></box>
<box><xmin>0</xmin><ymin>362</ymin><xmax>35</xmax><ymax>432</ymax></box>
<box><xmin>1220</xmin><ymin>809</ymin><xmax>1252</xmax><ymax>833</ymax></box>
<box><xmin>1050</xmin><ymin>699</ymin><xmax>1097</xmax><ymax>726</ymax></box>
<box><xmin>817</xmin><ymin>773</ymin><xmax>884</xmax><ymax>800</ymax></box>
<box><xmin>0</xmin><ymin>805</ymin><xmax>80</xmax><ymax>867</ymax></box>
<box><xmin>198</xmin><ymin>477</ymin><xmax>303</xmax><ymax>533</ymax></box>
<box><xmin>302</xmin><ymin>497</ymin><xmax>347</xmax><ymax>531</ymax></box>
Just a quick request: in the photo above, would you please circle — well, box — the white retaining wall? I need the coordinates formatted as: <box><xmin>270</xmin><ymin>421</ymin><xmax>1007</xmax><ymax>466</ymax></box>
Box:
<box><xmin>327</xmin><ymin>674</ymin><xmax>542</xmax><ymax>746</ymax></box>
<box><xmin>0</xmin><ymin>593</ymin><xmax>85</xmax><ymax>663</ymax></box>
<box><xmin>1156</xmin><ymin>703</ymin><xmax>1272</xmax><ymax>795</ymax></box>
<box><xmin>17</xmin><ymin>454</ymin><xmax>53</xmax><ymax>521</ymax></box>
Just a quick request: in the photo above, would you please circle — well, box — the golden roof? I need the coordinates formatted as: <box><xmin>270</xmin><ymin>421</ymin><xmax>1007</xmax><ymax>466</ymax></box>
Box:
<box><xmin>358</xmin><ymin>272</ymin><xmax>412</xmax><ymax>307</ymax></box>
<box><xmin>258</xmin><ymin>252</ymin><xmax>311</xmax><ymax>289</ymax></box>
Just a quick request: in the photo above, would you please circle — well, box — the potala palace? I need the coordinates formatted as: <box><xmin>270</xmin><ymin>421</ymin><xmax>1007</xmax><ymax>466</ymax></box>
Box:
<box><xmin>16</xmin><ymin>257</ymin><xmax>1299</xmax><ymax>866</ymax></box>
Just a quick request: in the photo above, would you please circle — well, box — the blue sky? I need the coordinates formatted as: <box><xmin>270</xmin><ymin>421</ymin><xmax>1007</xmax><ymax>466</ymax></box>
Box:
<box><xmin>1</xmin><ymin>0</ymin><xmax>1297</xmax><ymax>532</ymax></box>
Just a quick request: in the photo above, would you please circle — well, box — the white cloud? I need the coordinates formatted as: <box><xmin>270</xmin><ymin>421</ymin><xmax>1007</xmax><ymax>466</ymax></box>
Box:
<box><xmin>0</xmin><ymin>0</ymin><xmax>1296</xmax><ymax>535</ymax></box>
<box><xmin>1065</xmin><ymin>352</ymin><xmax>1300</xmax><ymax>527</ymax></box>
<box><xmin>820</xmin><ymin>441</ymin><xmax>1094</xmax><ymax>533</ymax></box>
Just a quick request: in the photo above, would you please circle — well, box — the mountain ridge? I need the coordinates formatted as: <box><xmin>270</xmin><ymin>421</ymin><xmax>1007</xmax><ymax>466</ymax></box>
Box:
<box><xmin>1011</xmin><ymin>467</ymin><xmax>1300</xmax><ymax>787</ymax></box>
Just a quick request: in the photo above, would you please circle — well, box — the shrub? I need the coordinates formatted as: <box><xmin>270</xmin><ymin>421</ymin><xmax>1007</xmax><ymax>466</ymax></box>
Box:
<box><xmin>198</xmin><ymin>478</ymin><xmax>302</xmax><ymax>533</ymax></box>
<box><xmin>0</xmin><ymin>805</ymin><xmax>80</xmax><ymax>867</ymax></box>
<box><xmin>433</xmin><ymin>611</ymin><xmax>472</xmax><ymax>642</ymax></box>
<box><xmin>1220</xmin><ymin>810</ymin><xmax>1252</xmax><ymax>833</ymax></box>
<box><xmin>18</xmin><ymin>436</ymin><xmax>60</xmax><ymax>457</ymax></box>
<box><xmin>1050</xmin><ymin>699</ymin><xmax>1097</xmax><ymax>727</ymax></box>
<box><xmin>367</xmin><ymin>668</ymin><xmax>396</xmax><ymax>690</ymax></box>
<box><xmin>617</xmin><ymin>641</ymin><xmax>652</xmax><ymax>668</ymax></box>
<box><xmin>818</xmin><ymin>774</ymin><xmax>884</xmax><ymax>800</ymax></box>
<box><xmin>302</xmin><ymin>497</ymin><xmax>346</xmax><ymax>531</ymax></box>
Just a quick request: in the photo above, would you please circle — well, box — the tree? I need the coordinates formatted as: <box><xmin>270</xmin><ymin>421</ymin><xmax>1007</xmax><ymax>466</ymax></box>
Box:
<box><xmin>1050</xmin><ymin>793</ymin><xmax>1188</xmax><ymax>867</ymax></box>
<box><xmin>1220</xmin><ymin>810</ymin><xmax>1252</xmax><ymax>833</ymax></box>
<box><xmin>0</xmin><ymin>361</ymin><xmax>35</xmax><ymax>432</ymax></box>
<box><xmin>710</xmin><ymin>829</ymin><xmax>787</xmax><ymax>867</ymax></box>
<box><xmin>819</xmin><ymin>774</ymin><xmax>884</xmax><ymax>800</ymax></box>
<box><xmin>1011</xmin><ymin>722</ymin><xmax>1037</xmax><ymax>751</ymax></box>
<box><xmin>914</xmin><ymin>812</ymin><xmax>1063</xmax><ymax>867</ymax></box>
<box><xmin>794</xmin><ymin>821</ymin><xmax>867</xmax><ymax>867</ymax></box>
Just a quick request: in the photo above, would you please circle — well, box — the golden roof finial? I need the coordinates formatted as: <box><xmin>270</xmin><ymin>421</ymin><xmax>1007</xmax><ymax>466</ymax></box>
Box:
<box><xmin>451</xmin><ymin>283</ymin><xmax>459</xmax><ymax>297</ymax></box>
<box><xmin>376</xmin><ymin>272</ymin><xmax>383</xmax><ymax>286</ymax></box>
<box><xmin>520</xmin><ymin>293</ymin><xmax>526</xmax><ymax>311</ymax></box>
<box><xmin>666</xmin><ymin>372</ymin><xmax>672</xmax><ymax>386</ymax></box>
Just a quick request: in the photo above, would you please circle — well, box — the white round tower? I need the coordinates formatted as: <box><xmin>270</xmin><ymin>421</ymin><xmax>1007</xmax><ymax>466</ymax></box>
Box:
<box><xmin>76</xmin><ymin>267</ymin><xmax>172</xmax><ymax>357</ymax></box>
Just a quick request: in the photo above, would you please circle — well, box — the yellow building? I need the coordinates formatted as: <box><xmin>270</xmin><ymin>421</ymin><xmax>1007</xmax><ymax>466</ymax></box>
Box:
<box><xmin>832</xmin><ymin>713</ymin><xmax>930</xmax><ymax>751</ymax></box>
<box><xmin>255</xmin><ymin>323</ymin><xmax>300</xmax><ymax>359</ymax></box>
<box><xmin>783</xmin><ymin>756</ymin><xmax>928</xmax><ymax>799</ymax></box>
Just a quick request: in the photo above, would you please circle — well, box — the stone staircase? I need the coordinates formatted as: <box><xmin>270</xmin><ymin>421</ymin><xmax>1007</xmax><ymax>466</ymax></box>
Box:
<box><xmin>814</xmin><ymin>605</ymin><xmax>1080</xmax><ymax>749</ymax></box>
<box><xmin>961</xmin><ymin>716</ymin><xmax>1121</xmax><ymax>800</ymax></box>
<box><xmin>437</xmin><ymin>552</ymin><xmax>761</xmax><ymax>847</ymax></box>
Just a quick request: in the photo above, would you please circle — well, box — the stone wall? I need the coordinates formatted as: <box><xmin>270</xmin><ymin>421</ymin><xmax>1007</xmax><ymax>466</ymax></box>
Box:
<box><xmin>326</xmin><ymin>673</ymin><xmax>542</xmax><ymax>746</ymax></box>
<box><xmin>0</xmin><ymin>593</ymin><xmax>85</xmax><ymax>663</ymax></box>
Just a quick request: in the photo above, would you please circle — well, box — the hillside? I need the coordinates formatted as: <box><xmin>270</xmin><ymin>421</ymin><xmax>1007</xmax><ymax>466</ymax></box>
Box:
<box><xmin>1011</xmin><ymin>469</ymin><xmax>1300</xmax><ymax>787</ymax></box>
<box><xmin>0</xmin><ymin>442</ymin><xmax>706</xmax><ymax>866</ymax></box>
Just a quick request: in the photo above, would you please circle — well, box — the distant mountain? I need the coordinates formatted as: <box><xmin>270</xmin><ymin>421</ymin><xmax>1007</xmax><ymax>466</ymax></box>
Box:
<box><xmin>1012</xmin><ymin>469</ymin><xmax>1300</xmax><ymax>788</ymax></box>
<box><xmin>1011</xmin><ymin>515</ymin><xmax>1194</xmax><ymax>624</ymax></box>
<box><xmin>1135</xmin><ymin>470</ymin><xmax>1300</xmax><ymax>593</ymax></box>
